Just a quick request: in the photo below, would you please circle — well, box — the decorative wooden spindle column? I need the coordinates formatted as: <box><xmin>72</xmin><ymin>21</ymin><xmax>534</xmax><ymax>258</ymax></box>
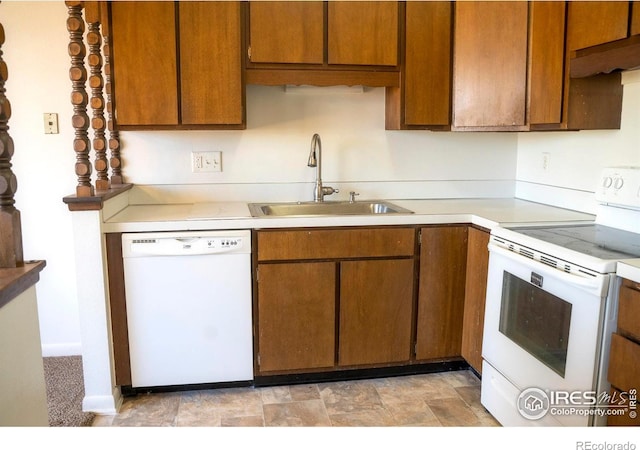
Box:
<box><xmin>0</xmin><ymin>19</ymin><xmax>24</xmax><ymax>268</ymax></box>
<box><xmin>67</xmin><ymin>1</ymin><xmax>94</xmax><ymax>197</ymax></box>
<box><xmin>101</xmin><ymin>7</ymin><xmax>123</xmax><ymax>185</ymax></box>
<box><xmin>86</xmin><ymin>2</ymin><xmax>109</xmax><ymax>191</ymax></box>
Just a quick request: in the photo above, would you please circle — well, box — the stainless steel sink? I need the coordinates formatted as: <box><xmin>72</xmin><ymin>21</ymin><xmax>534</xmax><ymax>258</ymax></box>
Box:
<box><xmin>248</xmin><ymin>201</ymin><xmax>413</xmax><ymax>217</ymax></box>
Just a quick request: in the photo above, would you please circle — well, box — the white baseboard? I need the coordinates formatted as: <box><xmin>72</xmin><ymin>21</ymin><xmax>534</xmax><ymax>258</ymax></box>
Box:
<box><xmin>41</xmin><ymin>342</ymin><xmax>82</xmax><ymax>357</ymax></box>
<box><xmin>82</xmin><ymin>387</ymin><xmax>123</xmax><ymax>415</ymax></box>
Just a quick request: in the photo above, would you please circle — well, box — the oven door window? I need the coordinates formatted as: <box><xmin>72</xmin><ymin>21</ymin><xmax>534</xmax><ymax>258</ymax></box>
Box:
<box><xmin>499</xmin><ymin>271</ymin><xmax>572</xmax><ymax>377</ymax></box>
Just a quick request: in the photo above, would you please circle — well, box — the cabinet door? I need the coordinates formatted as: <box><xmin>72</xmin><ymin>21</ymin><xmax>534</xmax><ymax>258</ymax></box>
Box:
<box><xmin>529</xmin><ymin>1</ymin><xmax>566</xmax><ymax>126</ymax></box>
<box><xmin>257</xmin><ymin>262</ymin><xmax>336</xmax><ymax>373</ymax></box>
<box><xmin>633</xmin><ymin>1</ymin><xmax>640</xmax><ymax>35</ymax></box>
<box><xmin>403</xmin><ymin>1</ymin><xmax>452</xmax><ymax>127</ymax></box>
<box><xmin>608</xmin><ymin>333</ymin><xmax>640</xmax><ymax>395</ymax></box>
<box><xmin>248</xmin><ymin>1</ymin><xmax>324</xmax><ymax>64</ymax></box>
<box><xmin>416</xmin><ymin>226</ymin><xmax>468</xmax><ymax>360</ymax></box>
<box><xmin>460</xmin><ymin>227</ymin><xmax>490</xmax><ymax>374</ymax></box>
<box><xmin>339</xmin><ymin>259</ymin><xmax>414</xmax><ymax>366</ymax></box>
<box><xmin>452</xmin><ymin>1</ymin><xmax>528</xmax><ymax>129</ymax></box>
<box><xmin>567</xmin><ymin>1</ymin><xmax>629</xmax><ymax>51</ymax></box>
<box><xmin>328</xmin><ymin>1</ymin><xmax>399</xmax><ymax>66</ymax></box>
<box><xmin>111</xmin><ymin>1</ymin><xmax>178</xmax><ymax>126</ymax></box>
<box><xmin>179</xmin><ymin>2</ymin><xmax>243</xmax><ymax>125</ymax></box>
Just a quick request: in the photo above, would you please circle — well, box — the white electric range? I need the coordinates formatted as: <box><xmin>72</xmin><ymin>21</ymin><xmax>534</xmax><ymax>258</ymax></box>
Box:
<box><xmin>481</xmin><ymin>167</ymin><xmax>640</xmax><ymax>427</ymax></box>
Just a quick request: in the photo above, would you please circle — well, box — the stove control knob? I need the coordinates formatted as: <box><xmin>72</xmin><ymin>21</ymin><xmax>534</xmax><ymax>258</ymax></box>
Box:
<box><xmin>614</xmin><ymin>177</ymin><xmax>624</xmax><ymax>190</ymax></box>
<box><xmin>603</xmin><ymin>176</ymin><xmax>613</xmax><ymax>188</ymax></box>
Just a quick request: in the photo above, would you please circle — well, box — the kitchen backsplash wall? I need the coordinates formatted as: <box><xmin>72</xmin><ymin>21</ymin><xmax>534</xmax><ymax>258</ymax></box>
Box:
<box><xmin>121</xmin><ymin>85</ymin><xmax>518</xmax><ymax>204</ymax></box>
<box><xmin>516</xmin><ymin>71</ymin><xmax>640</xmax><ymax>214</ymax></box>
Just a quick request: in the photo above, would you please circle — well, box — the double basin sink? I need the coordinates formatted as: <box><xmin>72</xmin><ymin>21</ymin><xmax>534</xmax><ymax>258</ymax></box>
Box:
<box><xmin>249</xmin><ymin>200</ymin><xmax>413</xmax><ymax>217</ymax></box>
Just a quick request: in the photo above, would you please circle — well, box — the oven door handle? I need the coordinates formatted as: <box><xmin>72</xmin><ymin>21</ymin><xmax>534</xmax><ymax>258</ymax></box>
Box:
<box><xmin>488</xmin><ymin>243</ymin><xmax>607</xmax><ymax>296</ymax></box>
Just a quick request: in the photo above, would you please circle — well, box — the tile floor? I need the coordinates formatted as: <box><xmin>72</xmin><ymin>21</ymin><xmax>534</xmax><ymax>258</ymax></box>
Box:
<box><xmin>92</xmin><ymin>369</ymin><xmax>500</xmax><ymax>427</ymax></box>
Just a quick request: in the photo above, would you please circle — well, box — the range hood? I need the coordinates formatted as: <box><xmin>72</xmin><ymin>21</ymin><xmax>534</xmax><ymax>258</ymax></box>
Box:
<box><xmin>571</xmin><ymin>35</ymin><xmax>640</xmax><ymax>78</ymax></box>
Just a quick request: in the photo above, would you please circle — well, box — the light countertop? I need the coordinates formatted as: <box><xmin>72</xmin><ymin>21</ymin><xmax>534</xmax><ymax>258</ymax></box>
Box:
<box><xmin>617</xmin><ymin>259</ymin><xmax>640</xmax><ymax>284</ymax></box>
<box><xmin>102</xmin><ymin>198</ymin><xmax>595</xmax><ymax>233</ymax></box>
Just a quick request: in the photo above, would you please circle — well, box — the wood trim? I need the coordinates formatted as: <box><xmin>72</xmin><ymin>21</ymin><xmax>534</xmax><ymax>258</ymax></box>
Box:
<box><xmin>0</xmin><ymin>261</ymin><xmax>46</xmax><ymax>310</ymax></box>
<box><xmin>63</xmin><ymin>183</ymin><xmax>133</xmax><ymax>211</ymax></box>
<box><xmin>105</xmin><ymin>233</ymin><xmax>131</xmax><ymax>386</ymax></box>
<box><xmin>245</xmin><ymin>68</ymin><xmax>400</xmax><ymax>87</ymax></box>
<box><xmin>570</xmin><ymin>34</ymin><xmax>640</xmax><ymax>78</ymax></box>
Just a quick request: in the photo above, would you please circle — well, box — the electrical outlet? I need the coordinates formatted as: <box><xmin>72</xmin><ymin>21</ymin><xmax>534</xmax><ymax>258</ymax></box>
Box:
<box><xmin>44</xmin><ymin>113</ymin><xmax>59</xmax><ymax>134</ymax></box>
<box><xmin>542</xmin><ymin>152</ymin><xmax>550</xmax><ymax>171</ymax></box>
<box><xmin>192</xmin><ymin>151</ymin><xmax>222</xmax><ymax>173</ymax></box>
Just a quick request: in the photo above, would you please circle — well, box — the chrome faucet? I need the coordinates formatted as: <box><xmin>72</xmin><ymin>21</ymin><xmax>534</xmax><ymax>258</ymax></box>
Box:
<box><xmin>307</xmin><ymin>133</ymin><xmax>338</xmax><ymax>202</ymax></box>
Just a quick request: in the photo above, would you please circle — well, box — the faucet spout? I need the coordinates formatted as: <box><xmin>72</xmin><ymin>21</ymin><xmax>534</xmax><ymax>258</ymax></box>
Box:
<box><xmin>307</xmin><ymin>133</ymin><xmax>337</xmax><ymax>202</ymax></box>
<box><xmin>308</xmin><ymin>133</ymin><xmax>320</xmax><ymax>168</ymax></box>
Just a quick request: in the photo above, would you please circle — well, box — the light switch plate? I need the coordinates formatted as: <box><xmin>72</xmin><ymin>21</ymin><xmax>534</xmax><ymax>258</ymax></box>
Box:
<box><xmin>44</xmin><ymin>113</ymin><xmax>59</xmax><ymax>134</ymax></box>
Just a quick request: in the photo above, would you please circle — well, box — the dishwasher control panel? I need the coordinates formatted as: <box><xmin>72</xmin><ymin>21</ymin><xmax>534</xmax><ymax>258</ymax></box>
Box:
<box><xmin>206</xmin><ymin>237</ymin><xmax>243</xmax><ymax>250</ymax></box>
<box><xmin>123</xmin><ymin>230</ymin><xmax>251</xmax><ymax>257</ymax></box>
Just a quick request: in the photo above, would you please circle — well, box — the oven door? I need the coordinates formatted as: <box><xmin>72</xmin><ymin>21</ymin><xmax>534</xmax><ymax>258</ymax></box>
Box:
<box><xmin>481</xmin><ymin>242</ymin><xmax>610</xmax><ymax>426</ymax></box>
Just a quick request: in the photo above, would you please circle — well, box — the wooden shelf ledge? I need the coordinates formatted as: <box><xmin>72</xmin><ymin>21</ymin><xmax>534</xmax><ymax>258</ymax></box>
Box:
<box><xmin>0</xmin><ymin>261</ymin><xmax>46</xmax><ymax>310</ymax></box>
<box><xmin>63</xmin><ymin>183</ymin><xmax>134</xmax><ymax>212</ymax></box>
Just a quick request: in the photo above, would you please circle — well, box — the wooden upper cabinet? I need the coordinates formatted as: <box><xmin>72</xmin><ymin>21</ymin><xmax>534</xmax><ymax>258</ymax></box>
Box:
<box><xmin>633</xmin><ymin>2</ymin><xmax>640</xmax><ymax>35</ymax></box>
<box><xmin>403</xmin><ymin>1</ymin><xmax>452</xmax><ymax>127</ymax></box>
<box><xmin>452</xmin><ymin>1</ymin><xmax>529</xmax><ymax>129</ymax></box>
<box><xmin>247</xmin><ymin>1</ymin><xmax>399</xmax><ymax>67</ymax></box>
<box><xmin>111</xmin><ymin>1</ymin><xmax>179</xmax><ymax>126</ymax></box>
<box><xmin>567</xmin><ymin>1</ymin><xmax>629</xmax><ymax>51</ymax></box>
<box><xmin>179</xmin><ymin>2</ymin><xmax>243</xmax><ymax>126</ymax></box>
<box><xmin>110</xmin><ymin>1</ymin><xmax>244</xmax><ymax>129</ymax></box>
<box><xmin>327</xmin><ymin>1</ymin><xmax>399</xmax><ymax>66</ymax></box>
<box><xmin>248</xmin><ymin>1</ymin><xmax>324</xmax><ymax>64</ymax></box>
<box><xmin>528</xmin><ymin>1</ymin><xmax>566</xmax><ymax>126</ymax></box>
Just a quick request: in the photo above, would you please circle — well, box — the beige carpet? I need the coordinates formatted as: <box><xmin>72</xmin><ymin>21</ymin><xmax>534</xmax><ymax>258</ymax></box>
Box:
<box><xmin>43</xmin><ymin>356</ymin><xmax>94</xmax><ymax>427</ymax></box>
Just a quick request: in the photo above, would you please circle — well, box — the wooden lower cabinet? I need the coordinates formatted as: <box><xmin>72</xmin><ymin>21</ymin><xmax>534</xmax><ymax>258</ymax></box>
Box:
<box><xmin>415</xmin><ymin>226</ymin><xmax>468</xmax><ymax>360</ymax></box>
<box><xmin>460</xmin><ymin>227</ymin><xmax>490</xmax><ymax>373</ymax></box>
<box><xmin>339</xmin><ymin>259</ymin><xmax>414</xmax><ymax>366</ymax></box>
<box><xmin>607</xmin><ymin>278</ymin><xmax>640</xmax><ymax>426</ymax></box>
<box><xmin>254</xmin><ymin>227</ymin><xmax>416</xmax><ymax>375</ymax></box>
<box><xmin>254</xmin><ymin>225</ymin><xmax>486</xmax><ymax>377</ymax></box>
<box><xmin>256</xmin><ymin>262</ymin><xmax>336</xmax><ymax>373</ymax></box>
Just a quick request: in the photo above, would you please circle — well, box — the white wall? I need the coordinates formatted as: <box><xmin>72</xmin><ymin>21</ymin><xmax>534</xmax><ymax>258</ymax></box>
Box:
<box><xmin>122</xmin><ymin>85</ymin><xmax>519</xmax><ymax>202</ymax></box>
<box><xmin>4</xmin><ymin>1</ymin><xmax>81</xmax><ymax>356</ymax></box>
<box><xmin>516</xmin><ymin>71</ymin><xmax>640</xmax><ymax>213</ymax></box>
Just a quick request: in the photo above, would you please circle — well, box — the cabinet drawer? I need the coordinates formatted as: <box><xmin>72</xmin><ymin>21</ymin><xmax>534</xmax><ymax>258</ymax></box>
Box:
<box><xmin>608</xmin><ymin>333</ymin><xmax>640</xmax><ymax>392</ymax></box>
<box><xmin>257</xmin><ymin>228</ymin><xmax>415</xmax><ymax>261</ymax></box>
<box><xmin>618</xmin><ymin>279</ymin><xmax>640</xmax><ymax>341</ymax></box>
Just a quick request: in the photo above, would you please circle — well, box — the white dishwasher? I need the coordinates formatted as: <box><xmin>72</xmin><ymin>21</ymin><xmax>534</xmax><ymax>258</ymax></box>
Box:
<box><xmin>122</xmin><ymin>230</ymin><xmax>253</xmax><ymax>388</ymax></box>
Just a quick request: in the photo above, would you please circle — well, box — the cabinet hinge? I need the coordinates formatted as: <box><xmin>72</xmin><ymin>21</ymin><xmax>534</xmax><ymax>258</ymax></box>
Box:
<box><xmin>247</xmin><ymin>46</ymin><xmax>252</xmax><ymax>61</ymax></box>
<box><xmin>418</xmin><ymin>230</ymin><xmax>422</xmax><ymax>246</ymax></box>
<box><xmin>257</xmin><ymin>354</ymin><xmax>260</xmax><ymax>367</ymax></box>
<box><xmin>255</xmin><ymin>267</ymin><xmax>259</xmax><ymax>283</ymax></box>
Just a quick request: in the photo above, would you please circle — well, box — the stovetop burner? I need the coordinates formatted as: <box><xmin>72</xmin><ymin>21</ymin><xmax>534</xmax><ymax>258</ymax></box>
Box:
<box><xmin>512</xmin><ymin>223</ymin><xmax>640</xmax><ymax>261</ymax></box>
